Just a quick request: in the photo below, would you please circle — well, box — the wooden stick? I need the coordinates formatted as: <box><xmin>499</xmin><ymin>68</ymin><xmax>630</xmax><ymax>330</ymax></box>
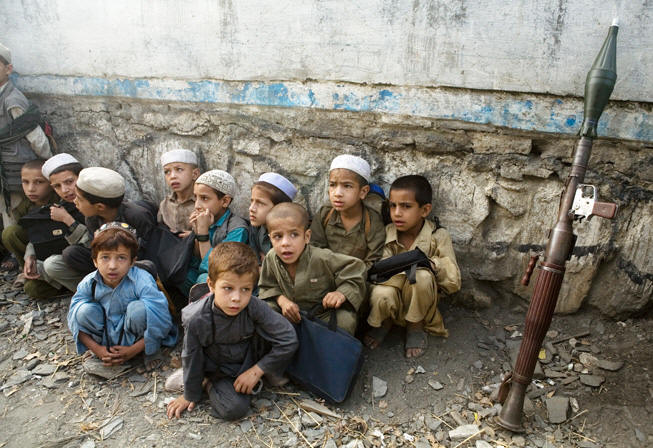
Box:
<box><xmin>274</xmin><ymin>402</ymin><xmax>314</xmax><ymax>448</ymax></box>
<box><xmin>452</xmin><ymin>428</ymin><xmax>485</xmax><ymax>448</ymax></box>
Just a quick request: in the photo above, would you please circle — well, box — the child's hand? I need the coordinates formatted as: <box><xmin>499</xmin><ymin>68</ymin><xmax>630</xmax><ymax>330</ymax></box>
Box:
<box><xmin>166</xmin><ymin>395</ymin><xmax>195</xmax><ymax>419</ymax></box>
<box><xmin>277</xmin><ymin>295</ymin><xmax>301</xmax><ymax>323</ymax></box>
<box><xmin>23</xmin><ymin>256</ymin><xmax>40</xmax><ymax>280</ymax></box>
<box><xmin>50</xmin><ymin>205</ymin><xmax>74</xmax><ymax>225</ymax></box>
<box><xmin>177</xmin><ymin>230</ymin><xmax>192</xmax><ymax>238</ymax></box>
<box><xmin>194</xmin><ymin>209</ymin><xmax>213</xmax><ymax>234</ymax></box>
<box><xmin>106</xmin><ymin>340</ymin><xmax>144</xmax><ymax>365</ymax></box>
<box><xmin>233</xmin><ymin>364</ymin><xmax>264</xmax><ymax>394</ymax></box>
<box><xmin>322</xmin><ymin>291</ymin><xmax>346</xmax><ymax>309</ymax></box>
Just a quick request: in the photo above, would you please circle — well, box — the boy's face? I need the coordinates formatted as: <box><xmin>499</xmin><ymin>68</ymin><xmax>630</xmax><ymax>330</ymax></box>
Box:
<box><xmin>163</xmin><ymin>162</ymin><xmax>199</xmax><ymax>194</ymax></box>
<box><xmin>0</xmin><ymin>61</ymin><xmax>11</xmax><ymax>86</ymax></box>
<box><xmin>74</xmin><ymin>187</ymin><xmax>101</xmax><ymax>217</ymax></box>
<box><xmin>208</xmin><ymin>271</ymin><xmax>255</xmax><ymax>316</ymax></box>
<box><xmin>49</xmin><ymin>170</ymin><xmax>78</xmax><ymax>203</ymax></box>
<box><xmin>249</xmin><ymin>186</ymin><xmax>275</xmax><ymax>227</ymax></box>
<box><xmin>194</xmin><ymin>183</ymin><xmax>230</xmax><ymax>218</ymax></box>
<box><xmin>93</xmin><ymin>244</ymin><xmax>135</xmax><ymax>289</ymax></box>
<box><xmin>388</xmin><ymin>188</ymin><xmax>432</xmax><ymax>234</ymax></box>
<box><xmin>21</xmin><ymin>167</ymin><xmax>52</xmax><ymax>205</ymax></box>
<box><xmin>268</xmin><ymin>217</ymin><xmax>310</xmax><ymax>267</ymax></box>
<box><xmin>328</xmin><ymin>169</ymin><xmax>369</xmax><ymax>213</ymax></box>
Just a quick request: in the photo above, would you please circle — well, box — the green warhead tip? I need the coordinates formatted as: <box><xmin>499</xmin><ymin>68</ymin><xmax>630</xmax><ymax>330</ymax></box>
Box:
<box><xmin>580</xmin><ymin>21</ymin><xmax>618</xmax><ymax>137</ymax></box>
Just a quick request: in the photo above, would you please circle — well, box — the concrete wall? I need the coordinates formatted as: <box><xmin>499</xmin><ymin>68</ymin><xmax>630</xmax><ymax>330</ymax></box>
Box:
<box><xmin>2</xmin><ymin>1</ymin><xmax>652</xmax><ymax>315</ymax></box>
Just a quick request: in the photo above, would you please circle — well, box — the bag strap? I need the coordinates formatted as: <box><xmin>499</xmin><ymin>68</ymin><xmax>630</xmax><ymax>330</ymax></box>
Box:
<box><xmin>306</xmin><ymin>304</ymin><xmax>338</xmax><ymax>332</ymax></box>
<box><xmin>324</xmin><ymin>206</ymin><xmax>371</xmax><ymax>237</ymax></box>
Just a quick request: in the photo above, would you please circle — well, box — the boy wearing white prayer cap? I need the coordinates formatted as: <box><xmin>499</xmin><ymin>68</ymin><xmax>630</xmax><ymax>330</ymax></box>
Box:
<box><xmin>158</xmin><ymin>149</ymin><xmax>200</xmax><ymax>235</ymax></box>
<box><xmin>310</xmin><ymin>154</ymin><xmax>385</xmax><ymax>270</ymax></box>
<box><xmin>61</xmin><ymin>167</ymin><xmax>155</xmax><ymax>276</ymax></box>
<box><xmin>248</xmin><ymin>172</ymin><xmax>297</xmax><ymax>262</ymax></box>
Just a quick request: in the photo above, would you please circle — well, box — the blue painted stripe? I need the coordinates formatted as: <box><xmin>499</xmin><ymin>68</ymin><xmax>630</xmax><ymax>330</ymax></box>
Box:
<box><xmin>12</xmin><ymin>73</ymin><xmax>651</xmax><ymax>142</ymax></box>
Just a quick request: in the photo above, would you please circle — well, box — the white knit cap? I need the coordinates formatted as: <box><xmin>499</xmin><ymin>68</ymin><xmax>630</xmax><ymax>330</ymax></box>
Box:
<box><xmin>0</xmin><ymin>43</ymin><xmax>10</xmax><ymax>64</ymax></box>
<box><xmin>329</xmin><ymin>155</ymin><xmax>371</xmax><ymax>182</ymax></box>
<box><xmin>160</xmin><ymin>149</ymin><xmax>198</xmax><ymax>167</ymax></box>
<box><xmin>195</xmin><ymin>170</ymin><xmax>236</xmax><ymax>197</ymax></box>
<box><xmin>76</xmin><ymin>167</ymin><xmax>125</xmax><ymax>198</ymax></box>
<box><xmin>258</xmin><ymin>172</ymin><xmax>297</xmax><ymax>200</ymax></box>
<box><xmin>42</xmin><ymin>153</ymin><xmax>80</xmax><ymax>178</ymax></box>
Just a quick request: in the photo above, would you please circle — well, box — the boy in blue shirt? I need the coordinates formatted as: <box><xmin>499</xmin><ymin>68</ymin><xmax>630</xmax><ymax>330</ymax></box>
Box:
<box><xmin>67</xmin><ymin>223</ymin><xmax>177</xmax><ymax>367</ymax></box>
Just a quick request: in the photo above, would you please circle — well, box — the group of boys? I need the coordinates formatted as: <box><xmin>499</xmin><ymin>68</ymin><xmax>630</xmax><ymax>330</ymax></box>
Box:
<box><xmin>1</xmin><ymin>41</ymin><xmax>462</xmax><ymax>421</ymax></box>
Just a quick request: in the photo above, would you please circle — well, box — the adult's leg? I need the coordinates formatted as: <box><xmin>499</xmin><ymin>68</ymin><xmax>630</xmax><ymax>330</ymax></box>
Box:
<box><xmin>207</xmin><ymin>377</ymin><xmax>251</xmax><ymax>420</ymax></box>
<box><xmin>24</xmin><ymin>278</ymin><xmax>61</xmax><ymax>299</ymax></box>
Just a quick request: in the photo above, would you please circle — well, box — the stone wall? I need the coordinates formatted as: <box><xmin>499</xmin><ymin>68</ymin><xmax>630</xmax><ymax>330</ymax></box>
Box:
<box><xmin>32</xmin><ymin>94</ymin><xmax>652</xmax><ymax>317</ymax></box>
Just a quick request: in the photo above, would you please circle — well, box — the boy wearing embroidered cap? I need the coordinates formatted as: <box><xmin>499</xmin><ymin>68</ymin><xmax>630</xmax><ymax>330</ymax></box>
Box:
<box><xmin>67</xmin><ymin>223</ymin><xmax>177</xmax><ymax>369</ymax></box>
<box><xmin>248</xmin><ymin>172</ymin><xmax>297</xmax><ymax>262</ymax></box>
<box><xmin>183</xmin><ymin>169</ymin><xmax>248</xmax><ymax>292</ymax></box>
<box><xmin>61</xmin><ymin>167</ymin><xmax>155</xmax><ymax>276</ymax></box>
<box><xmin>310</xmin><ymin>154</ymin><xmax>385</xmax><ymax>270</ymax></box>
<box><xmin>158</xmin><ymin>149</ymin><xmax>199</xmax><ymax>236</ymax></box>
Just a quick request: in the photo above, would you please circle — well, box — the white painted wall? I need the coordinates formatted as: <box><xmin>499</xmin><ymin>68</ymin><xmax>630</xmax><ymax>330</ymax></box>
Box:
<box><xmin>2</xmin><ymin>0</ymin><xmax>651</xmax><ymax>102</ymax></box>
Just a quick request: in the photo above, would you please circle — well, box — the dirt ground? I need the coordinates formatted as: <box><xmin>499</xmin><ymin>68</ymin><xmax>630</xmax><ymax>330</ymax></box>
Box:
<box><xmin>0</xmin><ymin>270</ymin><xmax>651</xmax><ymax>448</ymax></box>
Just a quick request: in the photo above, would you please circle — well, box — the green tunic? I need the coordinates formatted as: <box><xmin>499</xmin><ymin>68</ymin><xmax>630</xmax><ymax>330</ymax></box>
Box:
<box><xmin>309</xmin><ymin>203</ymin><xmax>385</xmax><ymax>270</ymax></box>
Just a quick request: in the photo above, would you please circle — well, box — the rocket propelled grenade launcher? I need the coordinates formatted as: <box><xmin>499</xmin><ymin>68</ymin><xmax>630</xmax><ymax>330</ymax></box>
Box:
<box><xmin>496</xmin><ymin>21</ymin><xmax>619</xmax><ymax>432</ymax></box>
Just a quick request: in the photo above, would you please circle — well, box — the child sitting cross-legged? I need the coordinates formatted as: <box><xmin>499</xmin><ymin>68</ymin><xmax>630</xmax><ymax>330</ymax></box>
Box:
<box><xmin>67</xmin><ymin>223</ymin><xmax>177</xmax><ymax>368</ymax></box>
<box><xmin>364</xmin><ymin>175</ymin><xmax>461</xmax><ymax>358</ymax></box>
<box><xmin>166</xmin><ymin>242</ymin><xmax>298</xmax><ymax>421</ymax></box>
<box><xmin>258</xmin><ymin>203</ymin><xmax>367</xmax><ymax>335</ymax></box>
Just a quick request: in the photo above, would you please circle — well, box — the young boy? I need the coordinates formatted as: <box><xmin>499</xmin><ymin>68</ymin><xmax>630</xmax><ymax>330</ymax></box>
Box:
<box><xmin>167</xmin><ymin>242</ymin><xmax>297</xmax><ymax>421</ymax></box>
<box><xmin>158</xmin><ymin>149</ymin><xmax>200</xmax><ymax>236</ymax></box>
<box><xmin>62</xmin><ymin>167</ymin><xmax>155</xmax><ymax>276</ymax></box>
<box><xmin>184</xmin><ymin>170</ymin><xmax>248</xmax><ymax>291</ymax></box>
<box><xmin>258</xmin><ymin>203</ymin><xmax>367</xmax><ymax>335</ymax></box>
<box><xmin>1</xmin><ymin>159</ymin><xmax>59</xmax><ymax>295</ymax></box>
<box><xmin>0</xmin><ymin>43</ymin><xmax>52</xmax><ymax>228</ymax></box>
<box><xmin>310</xmin><ymin>154</ymin><xmax>385</xmax><ymax>269</ymax></box>
<box><xmin>37</xmin><ymin>153</ymin><xmax>89</xmax><ymax>293</ymax></box>
<box><xmin>67</xmin><ymin>223</ymin><xmax>177</xmax><ymax>367</ymax></box>
<box><xmin>365</xmin><ymin>175</ymin><xmax>461</xmax><ymax>358</ymax></box>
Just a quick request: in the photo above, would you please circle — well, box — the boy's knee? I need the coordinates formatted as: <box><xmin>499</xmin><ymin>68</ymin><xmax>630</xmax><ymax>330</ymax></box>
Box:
<box><xmin>415</xmin><ymin>268</ymin><xmax>435</xmax><ymax>285</ymax></box>
<box><xmin>2</xmin><ymin>224</ymin><xmax>24</xmax><ymax>248</ymax></box>
<box><xmin>24</xmin><ymin>279</ymin><xmax>58</xmax><ymax>299</ymax></box>
<box><xmin>208</xmin><ymin>381</ymin><xmax>251</xmax><ymax>420</ymax></box>
<box><xmin>336</xmin><ymin>309</ymin><xmax>358</xmax><ymax>336</ymax></box>
<box><xmin>370</xmin><ymin>285</ymin><xmax>396</xmax><ymax>304</ymax></box>
<box><xmin>75</xmin><ymin>302</ymin><xmax>104</xmax><ymax>331</ymax></box>
<box><xmin>125</xmin><ymin>301</ymin><xmax>146</xmax><ymax>335</ymax></box>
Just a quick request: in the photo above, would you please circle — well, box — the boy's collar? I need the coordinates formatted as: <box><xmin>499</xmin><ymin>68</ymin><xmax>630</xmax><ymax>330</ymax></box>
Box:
<box><xmin>168</xmin><ymin>191</ymin><xmax>195</xmax><ymax>203</ymax></box>
<box><xmin>211</xmin><ymin>208</ymin><xmax>231</xmax><ymax>228</ymax></box>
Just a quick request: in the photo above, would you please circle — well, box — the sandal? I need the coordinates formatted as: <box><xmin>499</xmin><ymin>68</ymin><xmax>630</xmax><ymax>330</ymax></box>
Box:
<box><xmin>405</xmin><ymin>329</ymin><xmax>428</xmax><ymax>358</ymax></box>
<box><xmin>1</xmin><ymin>255</ymin><xmax>18</xmax><ymax>272</ymax></box>
<box><xmin>364</xmin><ymin>323</ymin><xmax>392</xmax><ymax>349</ymax></box>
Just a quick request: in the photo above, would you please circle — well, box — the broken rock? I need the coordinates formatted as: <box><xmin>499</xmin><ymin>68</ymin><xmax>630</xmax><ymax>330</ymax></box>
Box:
<box><xmin>597</xmin><ymin>359</ymin><xmax>624</xmax><ymax>371</ymax></box>
<box><xmin>372</xmin><ymin>376</ymin><xmax>387</xmax><ymax>398</ymax></box>
<box><xmin>546</xmin><ymin>396</ymin><xmax>569</xmax><ymax>424</ymax></box>
<box><xmin>448</xmin><ymin>424</ymin><xmax>480</xmax><ymax>440</ymax></box>
<box><xmin>579</xmin><ymin>374</ymin><xmax>605</xmax><ymax>387</ymax></box>
<box><xmin>32</xmin><ymin>363</ymin><xmax>57</xmax><ymax>376</ymax></box>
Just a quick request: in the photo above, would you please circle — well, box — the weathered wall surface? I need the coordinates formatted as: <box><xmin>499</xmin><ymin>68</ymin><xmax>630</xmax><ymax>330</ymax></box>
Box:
<box><xmin>30</xmin><ymin>95</ymin><xmax>652</xmax><ymax>316</ymax></box>
<box><xmin>3</xmin><ymin>1</ymin><xmax>652</xmax><ymax>315</ymax></box>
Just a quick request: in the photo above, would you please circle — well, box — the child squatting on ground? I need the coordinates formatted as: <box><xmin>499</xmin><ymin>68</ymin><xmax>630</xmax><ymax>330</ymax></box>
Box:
<box><xmin>67</xmin><ymin>223</ymin><xmax>177</xmax><ymax>367</ymax></box>
<box><xmin>364</xmin><ymin>175</ymin><xmax>461</xmax><ymax>358</ymax></box>
<box><xmin>258</xmin><ymin>202</ymin><xmax>367</xmax><ymax>335</ymax></box>
<box><xmin>158</xmin><ymin>149</ymin><xmax>200</xmax><ymax>236</ymax></box>
<box><xmin>310</xmin><ymin>154</ymin><xmax>385</xmax><ymax>269</ymax></box>
<box><xmin>248</xmin><ymin>172</ymin><xmax>297</xmax><ymax>263</ymax></box>
<box><xmin>167</xmin><ymin>242</ymin><xmax>298</xmax><ymax>421</ymax></box>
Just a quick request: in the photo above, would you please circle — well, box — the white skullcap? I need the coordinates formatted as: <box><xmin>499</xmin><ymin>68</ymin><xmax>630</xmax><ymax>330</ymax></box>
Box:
<box><xmin>76</xmin><ymin>167</ymin><xmax>125</xmax><ymax>198</ymax></box>
<box><xmin>195</xmin><ymin>170</ymin><xmax>236</xmax><ymax>197</ymax></box>
<box><xmin>42</xmin><ymin>153</ymin><xmax>80</xmax><ymax>178</ymax></box>
<box><xmin>0</xmin><ymin>43</ymin><xmax>11</xmax><ymax>64</ymax></box>
<box><xmin>258</xmin><ymin>172</ymin><xmax>297</xmax><ymax>200</ymax></box>
<box><xmin>329</xmin><ymin>154</ymin><xmax>371</xmax><ymax>182</ymax></box>
<box><xmin>160</xmin><ymin>149</ymin><xmax>198</xmax><ymax>167</ymax></box>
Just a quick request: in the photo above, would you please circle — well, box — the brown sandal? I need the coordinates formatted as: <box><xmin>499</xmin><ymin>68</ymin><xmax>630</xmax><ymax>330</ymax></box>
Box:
<box><xmin>405</xmin><ymin>330</ymin><xmax>428</xmax><ymax>358</ymax></box>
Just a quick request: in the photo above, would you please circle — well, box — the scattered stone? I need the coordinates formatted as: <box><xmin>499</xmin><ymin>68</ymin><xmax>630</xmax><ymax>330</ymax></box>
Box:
<box><xmin>448</xmin><ymin>424</ymin><xmax>480</xmax><ymax>440</ymax></box>
<box><xmin>634</xmin><ymin>428</ymin><xmax>646</xmax><ymax>442</ymax></box>
<box><xmin>424</xmin><ymin>415</ymin><xmax>442</xmax><ymax>431</ymax></box>
<box><xmin>283</xmin><ymin>434</ymin><xmax>297</xmax><ymax>447</ymax></box>
<box><xmin>456</xmin><ymin>378</ymin><xmax>465</xmax><ymax>391</ymax></box>
<box><xmin>240</xmin><ymin>420</ymin><xmax>253</xmax><ymax>433</ymax></box>
<box><xmin>187</xmin><ymin>433</ymin><xmax>201</xmax><ymax>440</ymax></box>
<box><xmin>435</xmin><ymin>430</ymin><xmax>446</xmax><ymax>442</ymax></box>
<box><xmin>544</xmin><ymin>368</ymin><xmax>566</xmax><ymax>378</ymax></box>
<box><xmin>324</xmin><ymin>439</ymin><xmax>337</xmax><ymax>448</ymax></box>
<box><xmin>4</xmin><ymin>369</ymin><xmax>31</xmax><ymax>387</ymax></box>
<box><xmin>512</xmin><ymin>435</ymin><xmax>526</xmax><ymax>447</ymax></box>
<box><xmin>570</xmin><ymin>397</ymin><xmax>579</xmax><ymax>413</ymax></box>
<box><xmin>301</xmin><ymin>411</ymin><xmax>322</xmax><ymax>427</ymax></box>
<box><xmin>80</xmin><ymin>440</ymin><xmax>95</xmax><ymax>448</ymax></box>
<box><xmin>43</xmin><ymin>372</ymin><xmax>69</xmax><ymax>388</ymax></box>
<box><xmin>83</xmin><ymin>358</ymin><xmax>131</xmax><ymax>380</ymax></box>
<box><xmin>414</xmin><ymin>439</ymin><xmax>430</xmax><ymax>448</ymax></box>
<box><xmin>253</xmin><ymin>398</ymin><xmax>272</xmax><ymax>410</ymax></box>
<box><xmin>546</xmin><ymin>330</ymin><xmax>559</xmax><ymax>339</ymax></box>
<box><xmin>579</xmin><ymin>353</ymin><xmax>598</xmax><ymax>368</ymax></box>
<box><xmin>129</xmin><ymin>381</ymin><xmax>152</xmax><ymax>397</ymax></box>
<box><xmin>579</xmin><ymin>374</ymin><xmax>605</xmax><ymax>387</ymax></box>
<box><xmin>473</xmin><ymin>360</ymin><xmax>483</xmax><ymax>369</ymax></box>
<box><xmin>372</xmin><ymin>376</ymin><xmax>387</xmax><ymax>398</ymax></box>
<box><xmin>32</xmin><ymin>363</ymin><xmax>57</xmax><ymax>376</ymax></box>
<box><xmin>476</xmin><ymin>441</ymin><xmax>492</xmax><ymax>448</ymax></box>
<box><xmin>405</xmin><ymin>374</ymin><xmax>414</xmax><ymax>384</ymax></box>
<box><xmin>25</xmin><ymin>358</ymin><xmax>41</xmax><ymax>370</ymax></box>
<box><xmin>99</xmin><ymin>417</ymin><xmax>123</xmax><ymax>439</ymax></box>
<box><xmin>428</xmin><ymin>380</ymin><xmax>443</xmax><ymax>391</ymax></box>
<box><xmin>12</xmin><ymin>348</ymin><xmax>28</xmax><ymax>361</ymax></box>
<box><xmin>597</xmin><ymin>359</ymin><xmax>624</xmax><ymax>371</ymax></box>
<box><xmin>299</xmin><ymin>399</ymin><xmax>341</xmax><ymax>419</ymax></box>
<box><xmin>546</xmin><ymin>396</ymin><xmax>569</xmax><ymax>424</ymax></box>
<box><xmin>128</xmin><ymin>373</ymin><xmax>147</xmax><ymax>383</ymax></box>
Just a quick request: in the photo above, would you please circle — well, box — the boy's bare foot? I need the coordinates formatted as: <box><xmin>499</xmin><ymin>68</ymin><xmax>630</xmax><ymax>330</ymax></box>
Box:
<box><xmin>164</xmin><ymin>367</ymin><xmax>184</xmax><ymax>392</ymax></box>
<box><xmin>364</xmin><ymin>319</ymin><xmax>392</xmax><ymax>349</ymax></box>
<box><xmin>1</xmin><ymin>255</ymin><xmax>18</xmax><ymax>272</ymax></box>
<box><xmin>405</xmin><ymin>321</ymin><xmax>427</xmax><ymax>358</ymax></box>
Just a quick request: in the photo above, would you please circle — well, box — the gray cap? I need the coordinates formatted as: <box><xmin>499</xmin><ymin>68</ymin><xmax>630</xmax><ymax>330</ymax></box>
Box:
<box><xmin>0</xmin><ymin>43</ymin><xmax>11</xmax><ymax>64</ymax></box>
<box><xmin>195</xmin><ymin>169</ymin><xmax>236</xmax><ymax>197</ymax></box>
<box><xmin>76</xmin><ymin>167</ymin><xmax>125</xmax><ymax>199</ymax></box>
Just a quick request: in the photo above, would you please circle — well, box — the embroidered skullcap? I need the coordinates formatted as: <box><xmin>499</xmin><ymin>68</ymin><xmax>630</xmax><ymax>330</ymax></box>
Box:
<box><xmin>42</xmin><ymin>153</ymin><xmax>80</xmax><ymax>178</ymax></box>
<box><xmin>97</xmin><ymin>221</ymin><xmax>137</xmax><ymax>237</ymax></box>
<box><xmin>329</xmin><ymin>154</ymin><xmax>371</xmax><ymax>182</ymax></box>
<box><xmin>195</xmin><ymin>170</ymin><xmax>236</xmax><ymax>197</ymax></box>
<box><xmin>0</xmin><ymin>43</ymin><xmax>10</xmax><ymax>64</ymax></box>
<box><xmin>258</xmin><ymin>172</ymin><xmax>297</xmax><ymax>200</ymax></box>
<box><xmin>160</xmin><ymin>149</ymin><xmax>198</xmax><ymax>167</ymax></box>
<box><xmin>76</xmin><ymin>167</ymin><xmax>125</xmax><ymax>198</ymax></box>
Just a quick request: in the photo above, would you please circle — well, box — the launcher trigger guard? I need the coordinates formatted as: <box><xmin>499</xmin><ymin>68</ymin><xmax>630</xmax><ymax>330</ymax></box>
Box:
<box><xmin>571</xmin><ymin>184</ymin><xmax>617</xmax><ymax>221</ymax></box>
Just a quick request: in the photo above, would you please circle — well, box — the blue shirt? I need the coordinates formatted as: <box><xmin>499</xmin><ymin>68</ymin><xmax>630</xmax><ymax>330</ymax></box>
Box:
<box><xmin>196</xmin><ymin>209</ymin><xmax>249</xmax><ymax>283</ymax></box>
<box><xmin>68</xmin><ymin>266</ymin><xmax>178</xmax><ymax>355</ymax></box>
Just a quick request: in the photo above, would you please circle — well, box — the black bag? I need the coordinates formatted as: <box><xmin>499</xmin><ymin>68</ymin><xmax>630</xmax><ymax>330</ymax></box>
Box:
<box><xmin>286</xmin><ymin>306</ymin><xmax>364</xmax><ymax>403</ymax></box>
<box><xmin>367</xmin><ymin>247</ymin><xmax>436</xmax><ymax>284</ymax></box>
<box><xmin>18</xmin><ymin>202</ymin><xmax>80</xmax><ymax>260</ymax></box>
<box><xmin>141</xmin><ymin>224</ymin><xmax>195</xmax><ymax>291</ymax></box>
